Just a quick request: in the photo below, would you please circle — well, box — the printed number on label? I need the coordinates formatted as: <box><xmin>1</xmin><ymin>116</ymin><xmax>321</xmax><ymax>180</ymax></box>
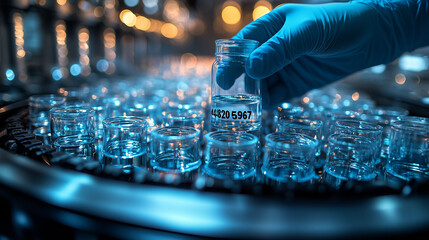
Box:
<box><xmin>211</xmin><ymin>109</ymin><xmax>252</xmax><ymax>120</ymax></box>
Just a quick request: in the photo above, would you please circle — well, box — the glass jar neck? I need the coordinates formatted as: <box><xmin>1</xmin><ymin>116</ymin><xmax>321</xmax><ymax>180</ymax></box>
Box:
<box><xmin>215</xmin><ymin>39</ymin><xmax>258</xmax><ymax>58</ymax></box>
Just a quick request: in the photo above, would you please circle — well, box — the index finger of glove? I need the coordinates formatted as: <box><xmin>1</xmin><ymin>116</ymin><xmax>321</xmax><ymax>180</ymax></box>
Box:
<box><xmin>232</xmin><ymin>8</ymin><xmax>285</xmax><ymax>45</ymax></box>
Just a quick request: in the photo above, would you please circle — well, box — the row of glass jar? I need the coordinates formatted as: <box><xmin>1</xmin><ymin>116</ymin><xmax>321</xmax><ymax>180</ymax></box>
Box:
<box><xmin>29</xmin><ymin>96</ymin><xmax>429</xmax><ymax>182</ymax></box>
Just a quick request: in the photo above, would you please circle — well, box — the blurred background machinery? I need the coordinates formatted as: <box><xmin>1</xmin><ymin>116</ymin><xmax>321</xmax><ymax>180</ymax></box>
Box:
<box><xmin>0</xmin><ymin>0</ymin><xmax>429</xmax><ymax>239</ymax></box>
<box><xmin>0</xmin><ymin>0</ymin><xmax>428</xmax><ymax>114</ymax></box>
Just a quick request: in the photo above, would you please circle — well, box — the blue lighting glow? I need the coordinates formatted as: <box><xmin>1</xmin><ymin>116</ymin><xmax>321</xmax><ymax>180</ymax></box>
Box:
<box><xmin>143</xmin><ymin>0</ymin><xmax>158</xmax><ymax>7</ymax></box>
<box><xmin>422</xmin><ymin>97</ymin><xmax>429</xmax><ymax>105</ymax></box>
<box><xmin>124</xmin><ymin>0</ymin><xmax>139</xmax><ymax>7</ymax></box>
<box><xmin>96</xmin><ymin>59</ymin><xmax>109</xmax><ymax>72</ymax></box>
<box><xmin>145</xmin><ymin>5</ymin><xmax>159</xmax><ymax>15</ymax></box>
<box><xmin>343</xmin><ymin>99</ymin><xmax>351</xmax><ymax>107</ymax></box>
<box><xmin>70</xmin><ymin>64</ymin><xmax>82</xmax><ymax>76</ymax></box>
<box><xmin>135</xmin><ymin>103</ymin><xmax>144</xmax><ymax>109</ymax></box>
<box><xmin>370</xmin><ymin>64</ymin><xmax>386</xmax><ymax>74</ymax></box>
<box><xmin>14</xmin><ymin>210</ymin><xmax>30</xmax><ymax>227</ymax></box>
<box><xmin>399</xmin><ymin>55</ymin><xmax>428</xmax><ymax>72</ymax></box>
<box><xmin>143</xmin><ymin>0</ymin><xmax>159</xmax><ymax>14</ymax></box>
<box><xmin>5</xmin><ymin>69</ymin><xmax>15</xmax><ymax>81</ymax></box>
<box><xmin>51</xmin><ymin>68</ymin><xmax>63</xmax><ymax>81</ymax></box>
<box><xmin>281</xmin><ymin>102</ymin><xmax>291</xmax><ymax>109</ymax></box>
<box><xmin>53</xmin><ymin>175</ymin><xmax>92</xmax><ymax>202</ymax></box>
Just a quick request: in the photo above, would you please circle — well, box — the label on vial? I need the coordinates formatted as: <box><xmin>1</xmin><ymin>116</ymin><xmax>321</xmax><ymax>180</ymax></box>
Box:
<box><xmin>210</xmin><ymin>94</ymin><xmax>261</xmax><ymax>123</ymax></box>
<box><xmin>211</xmin><ymin>108</ymin><xmax>254</xmax><ymax>121</ymax></box>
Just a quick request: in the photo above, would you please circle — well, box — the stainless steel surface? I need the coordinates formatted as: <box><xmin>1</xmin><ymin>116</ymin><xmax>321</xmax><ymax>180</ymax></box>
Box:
<box><xmin>1</xmin><ymin>147</ymin><xmax>429</xmax><ymax>238</ymax></box>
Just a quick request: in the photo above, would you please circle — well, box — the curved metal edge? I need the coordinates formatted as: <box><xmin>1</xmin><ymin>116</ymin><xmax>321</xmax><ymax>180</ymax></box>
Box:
<box><xmin>0</xmin><ymin>99</ymin><xmax>27</xmax><ymax>115</ymax></box>
<box><xmin>1</xmin><ymin>149</ymin><xmax>429</xmax><ymax>239</ymax></box>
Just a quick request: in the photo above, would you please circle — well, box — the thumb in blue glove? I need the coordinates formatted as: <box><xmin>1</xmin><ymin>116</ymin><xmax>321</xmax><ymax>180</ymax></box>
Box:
<box><xmin>233</xmin><ymin>0</ymin><xmax>429</xmax><ymax>108</ymax></box>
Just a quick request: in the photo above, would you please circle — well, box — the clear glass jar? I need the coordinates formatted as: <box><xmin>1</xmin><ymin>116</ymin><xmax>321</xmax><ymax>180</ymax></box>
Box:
<box><xmin>102</xmin><ymin>116</ymin><xmax>148</xmax><ymax>172</ymax></box>
<box><xmin>50</xmin><ymin>105</ymin><xmax>95</xmax><ymax>160</ymax></box>
<box><xmin>262</xmin><ymin>133</ymin><xmax>318</xmax><ymax>183</ymax></box>
<box><xmin>210</xmin><ymin>39</ymin><xmax>260</xmax><ymax>134</ymax></box>
<box><xmin>150</xmin><ymin>126</ymin><xmax>201</xmax><ymax>173</ymax></box>
<box><xmin>386</xmin><ymin>118</ymin><xmax>429</xmax><ymax>181</ymax></box>
<box><xmin>204</xmin><ymin>131</ymin><xmax>258</xmax><ymax>180</ymax></box>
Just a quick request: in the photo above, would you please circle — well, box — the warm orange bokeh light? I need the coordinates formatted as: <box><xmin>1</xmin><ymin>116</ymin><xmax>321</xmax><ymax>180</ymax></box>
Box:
<box><xmin>352</xmin><ymin>92</ymin><xmax>360</xmax><ymax>101</ymax></box>
<box><xmin>57</xmin><ymin>0</ymin><xmax>67</xmax><ymax>6</ymax></box>
<box><xmin>120</xmin><ymin>9</ymin><xmax>136</xmax><ymax>27</ymax></box>
<box><xmin>395</xmin><ymin>73</ymin><xmax>406</xmax><ymax>85</ymax></box>
<box><xmin>78</xmin><ymin>31</ymin><xmax>89</xmax><ymax>42</ymax></box>
<box><xmin>94</xmin><ymin>6</ymin><xmax>104</xmax><ymax>17</ymax></box>
<box><xmin>161</xmin><ymin>23</ymin><xmax>178</xmax><ymax>38</ymax></box>
<box><xmin>222</xmin><ymin>6</ymin><xmax>241</xmax><ymax>25</ymax></box>
<box><xmin>135</xmin><ymin>16</ymin><xmax>151</xmax><ymax>31</ymax></box>
<box><xmin>303</xmin><ymin>97</ymin><xmax>310</xmax><ymax>104</ymax></box>
<box><xmin>181</xmin><ymin>53</ymin><xmax>197</xmax><ymax>68</ymax></box>
<box><xmin>164</xmin><ymin>0</ymin><xmax>180</xmax><ymax>19</ymax></box>
<box><xmin>253</xmin><ymin>6</ymin><xmax>271</xmax><ymax>20</ymax></box>
<box><xmin>253</xmin><ymin>1</ymin><xmax>272</xmax><ymax>20</ymax></box>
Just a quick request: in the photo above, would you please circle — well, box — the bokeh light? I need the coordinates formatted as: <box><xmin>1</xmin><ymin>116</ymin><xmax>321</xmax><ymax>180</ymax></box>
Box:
<box><xmin>253</xmin><ymin>1</ymin><xmax>272</xmax><ymax>20</ymax></box>
<box><xmin>57</xmin><ymin>0</ymin><xmax>67</xmax><ymax>6</ymax></box>
<box><xmin>6</xmin><ymin>69</ymin><xmax>15</xmax><ymax>81</ymax></box>
<box><xmin>161</xmin><ymin>23</ymin><xmax>178</xmax><ymax>38</ymax></box>
<box><xmin>395</xmin><ymin>73</ymin><xmax>406</xmax><ymax>85</ymax></box>
<box><xmin>222</xmin><ymin>5</ymin><xmax>241</xmax><ymax>25</ymax></box>
<box><xmin>70</xmin><ymin>64</ymin><xmax>82</xmax><ymax>76</ymax></box>
<box><xmin>124</xmin><ymin>0</ymin><xmax>139</xmax><ymax>7</ymax></box>
<box><xmin>135</xmin><ymin>16</ymin><xmax>151</xmax><ymax>31</ymax></box>
<box><xmin>120</xmin><ymin>9</ymin><xmax>137</xmax><ymax>27</ymax></box>
<box><xmin>352</xmin><ymin>92</ymin><xmax>360</xmax><ymax>101</ymax></box>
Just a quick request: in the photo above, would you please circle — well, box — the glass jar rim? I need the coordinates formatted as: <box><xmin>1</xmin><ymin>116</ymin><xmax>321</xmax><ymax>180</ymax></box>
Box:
<box><xmin>205</xmin><ymin>131</ymin><xmax>258</xmax><ymax>147</ymax></box>
<box><xmin>103</xmin><ymin>116</ymin><xmax>147</xmax><ymax>128</ymax></box>
<box><xmin>328</xmin><ymin>133</ymin><xmax>374</xmax><ymax>147</ymax></box>
<box><xmin>368</xmin><ymin>106</ymin><xmax>409</xmax><ymax>117</ymax></box>
<box><xmin>265</xmin><ymin>133</ymin><xmax>318</xmax><ymax>149</ymax></box>
<box><xmin>277</xmin><ymin>118</ymin><xmax>322</xmax><ymax>128</ymax></box>
<box><xmin>335</xmin><ymin>119</ymin><xmax>382</xmax><ymax>132</ymax></box>
<box><xmin>215</xmin><ymin>39</ymin><xmax>259</xmax><ymax>46</ymax></box>
<box><xmin>28</xmin><ymin>94</ymin><xmax>66</xmax><ymax>106</ymax></box>
<box><xmin>162</xmin><ymin>109</ymin><xmax>203</xmax><ymax>120</ymax></box>
<box><xmin>50</xmin><ymin>105</ymin><xmax>94</xmax><ymax>118</ymax></box>
<box><xmin>325</xmin><ymin>110</ymin><xmax>359</xmax><ymax>118</ymax></box>
<box><xmin>396</xmin><ymin>116</ymin><xmax>429</xmax><ymax>123</ymax></box>
<box><xmin>391</xmin><ymin>119</ymin><xmax>429</xmax><ymax>134</ymax></box>
<box><xmin>275</xmin><ymin>102</ymin><xmax>304</xmax><ymax>111</ymax></box>
<box><xmin>151</xmin><ymin>126</ymin><xmax>200</xmax><ymax>141</ymax></box>
<box><xmin>215</xmin><ymin>39</ymin><xmax>259</xmax><ymax>56</ymax></box>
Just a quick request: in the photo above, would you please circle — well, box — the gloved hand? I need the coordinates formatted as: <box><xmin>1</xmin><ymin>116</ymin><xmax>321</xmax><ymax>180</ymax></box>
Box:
<box><xmin>233</xmin><ymin>0</ymin><xmax>429</xmax><ymax>108</ymax></box>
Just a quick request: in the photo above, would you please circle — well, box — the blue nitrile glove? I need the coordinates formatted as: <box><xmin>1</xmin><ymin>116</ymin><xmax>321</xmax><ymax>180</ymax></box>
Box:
<box><xmin>233</xmin><ymin>0</ymin><xmax>429</xmax><ymax>108</ymax></box>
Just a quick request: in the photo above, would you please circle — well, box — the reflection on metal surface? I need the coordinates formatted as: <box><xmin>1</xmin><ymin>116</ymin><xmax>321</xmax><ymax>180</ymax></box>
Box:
<box><xmin>1</xmin><ymin>147</ymin><xmax>429</xmax><ymax>238</ymax></box>
<box><xmin>53</xmin><ymin>174</ymin><xmax>93</xmax><ymax>202</ymax></box>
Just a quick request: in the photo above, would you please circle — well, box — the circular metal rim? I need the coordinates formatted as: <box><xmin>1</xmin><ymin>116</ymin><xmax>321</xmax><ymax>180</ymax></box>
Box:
<box><xmin>1</xmin><ymin>101</ymin><xmax>429</xmax><ymax>239</ymax></box>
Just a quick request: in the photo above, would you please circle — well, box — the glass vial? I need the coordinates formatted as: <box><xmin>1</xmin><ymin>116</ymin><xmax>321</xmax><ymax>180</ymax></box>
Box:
<box><xmin>50</xmin><ymin>105</ymin><xmax>95</xmax><ymax>160</ymax></box>
<box><xmin>204</xmin><ymin>131</ymin><xmax>258</xmax><ymax>180</ymax></box>
<box><xmin>210</xmin><ymin>39</ymin><xmax>260</xmax><ymax>134</ymax></box>
<box><xmin>102</xmin><ymin>116</ymin><xmax>148</xmax><ymax>172</ymax></box>
<box><xmin>150</xmin><ymin>126</ymin><xmax>201</xmax><ymax>173</ymax></box>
